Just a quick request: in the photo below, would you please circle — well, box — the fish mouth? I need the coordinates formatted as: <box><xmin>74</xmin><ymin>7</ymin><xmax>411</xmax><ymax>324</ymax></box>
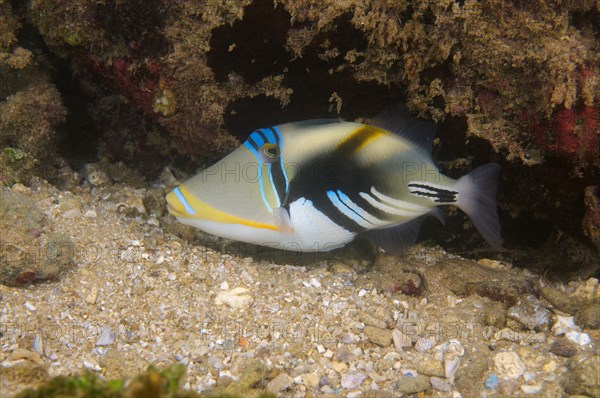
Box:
<box><xmin>165</xmin><ymin>189</ymin><xmax>189</xmax><ymax>218</ymax></box>
<box><xmin>166</xmin><ymin>203</ymin><xmax>181</xmax><ymax>217</ymax></box>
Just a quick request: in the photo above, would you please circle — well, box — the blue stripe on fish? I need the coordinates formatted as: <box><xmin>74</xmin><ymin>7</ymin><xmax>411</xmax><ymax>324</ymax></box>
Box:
<box><xmin>257</xmin><ymin>163</ymin><xmax>273</xmax><ymax>213</ymax></box>
<box><xmin>243</xmin><ymin>126</ymin><xmax>290</xmax><ymax>212</ymax></box>
<box><xmin>244</xmin><ymin>131</ymin><xmax>273</xmax><ymax>212</ymax></box>
<box><xmin>336</xmin><ymin>190</ymin><xmax>375</xmax><ymax>224</ymax></box>
<box><xmin>173</xmin><ymin>187</ymin><xmax>196</xmax><ymax>215</ymax></box>
<box><xmin>327</xmin><ymin>190</ymin><xmax>373</xmax><ymax>229</ymax></box>
<box><xmin>260</xmin><ymin>128</ymin><xmax>277</xmax><ymax>144</ymax></box>
<box><xmin>251</xmin><ymin>131</ymin><xmax>266</xmax><ymax>147</ymax></box>
<box><xmin>244</xmin><ymin>134</ymin><xmax>259</xmax><ymax>156</ymax></box>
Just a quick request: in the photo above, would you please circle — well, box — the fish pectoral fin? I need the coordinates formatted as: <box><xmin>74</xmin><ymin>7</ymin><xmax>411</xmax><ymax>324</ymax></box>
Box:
<box><xmin>274</xmin><ymin>207</ymin><xmax>293</xmax><ymax>233</ymax></box>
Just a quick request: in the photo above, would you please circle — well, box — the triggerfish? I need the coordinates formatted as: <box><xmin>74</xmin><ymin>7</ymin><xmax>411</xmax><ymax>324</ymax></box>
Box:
<box><xmin>166</xmin><ymin>105</ymin><xmax>502</xmax><ymax>253</ymax></box>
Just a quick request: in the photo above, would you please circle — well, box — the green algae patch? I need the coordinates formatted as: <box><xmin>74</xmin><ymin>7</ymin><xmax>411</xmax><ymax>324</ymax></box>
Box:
<box><xmin>14</xmin><ymin>364</ymin><xmax>277</xmax><ymax>398</ymax></box>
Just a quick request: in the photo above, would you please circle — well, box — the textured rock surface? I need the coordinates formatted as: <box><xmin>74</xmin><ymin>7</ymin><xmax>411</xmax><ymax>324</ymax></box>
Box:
<box><xmin>565</xmin><ymin>353</ymin><xmax>600</xmax><ymax>397</ymax></box>
<box><xmin>0</xmin><ymin>188</ymin><xmax>74</xmax><ymax>286</ymax></box>
<box><xmin>21</xmin><ymin>0</ymin><xmax>598</xmax><ymax>163</ymax></box>
<box><xmin>1</xmin><ymin>6</ymin><xmax>598</xmax><ymax>397</ymax></box>
<box><xmin>507</xmin><ymin>294</ymin><xmax>552</xmax><ymax>331</ymax></box>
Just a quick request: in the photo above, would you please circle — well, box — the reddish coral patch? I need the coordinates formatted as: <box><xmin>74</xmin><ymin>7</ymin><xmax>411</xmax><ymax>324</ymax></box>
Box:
<box><xmin>15</xmin><ymin>271</ymin><xmax>37</xmax><ymax>285</ymax></box>
<box><xmin>80</xmin><ymin>55</ymin><xmax>164</xmax><ymax>116</ymax></box>
<box><xmin>530</xmin><ymin>105</ymin><xmax>598</xmax><ymax>163</ymax></box>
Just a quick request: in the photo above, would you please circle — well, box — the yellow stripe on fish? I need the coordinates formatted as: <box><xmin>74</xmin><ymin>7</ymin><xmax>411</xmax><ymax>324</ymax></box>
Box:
<box><xmin>166</xmin><ymin>185</ymin><xmax>281</xmax><ymax>231</ymax></box>
<box><xmin>336</xmin><ymin>125</ymin><xmax>388</xmax><ymax>155</ymax></box>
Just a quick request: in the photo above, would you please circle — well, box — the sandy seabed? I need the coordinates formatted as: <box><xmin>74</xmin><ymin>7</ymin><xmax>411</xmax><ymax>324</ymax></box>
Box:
<box><xmin>0</xmin><ymin>176</ymin><xmax>599</xmax><ymax>397</ymax></box>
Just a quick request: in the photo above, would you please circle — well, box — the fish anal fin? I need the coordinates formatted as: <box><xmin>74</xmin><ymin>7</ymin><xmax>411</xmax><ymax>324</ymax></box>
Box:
<box><xmin>362</xmin><ymin>216</ymin><xmax>426</xmax><ymax>255</ymax></box>
<box><xmin>430</xmin><ymin>207</ymin><xmax>446</xmax><ymax>226</ymax></box>
<box><xmin>362</xmin><ymin>207</ymin><xmax>446</xmax><ymax>254</ymax></box>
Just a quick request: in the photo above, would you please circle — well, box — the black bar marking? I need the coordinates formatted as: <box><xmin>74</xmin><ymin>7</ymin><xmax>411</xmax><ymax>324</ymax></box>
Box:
<box><xmin>247</xmin><ymin>133</ymin><xmax>260</xmax><ymax>151</ymax></box>
<box><xmin>256</xmin><ymin>130</ymin><xmax>270</xmax><ymax>145</ymax></box>
<box><xmin>332</xmin><ymin>191</ymin><xmax>376</xmax><ymax>226</ymax></box>
<box><xmin>408</xmin><ymin>183</ymin><xmax>458</xmax><ymax>203</ymax></box>
<box><xmin>267</xmin><ymin>127</ymin><xmax>280</xmax><ymax>146</ymax></box>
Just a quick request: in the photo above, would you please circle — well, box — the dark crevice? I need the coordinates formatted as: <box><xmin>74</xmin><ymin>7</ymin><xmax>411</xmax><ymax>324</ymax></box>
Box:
<box><xmin>208</xmin><ymin>0</ymin><xmax>291</xmax><ymax>85</ymax></box>
<box><xmin>13</xmin><ymin>21</ymin><xmax>100</xmax><ymax>163</ymax></box>
<box><xmin>219</xmin><ymin>6</ymin><xmax>400</xmax><ymax>137</ymax></box>
<box><xmin>95</xmin><ymin>0</ymin><xmax>172</xmax><ymax>58</ymax></box>
<box><xmin>13</xmin><ymin>18</ymin><xmax>173</xmax><ymax>179</ymax></box>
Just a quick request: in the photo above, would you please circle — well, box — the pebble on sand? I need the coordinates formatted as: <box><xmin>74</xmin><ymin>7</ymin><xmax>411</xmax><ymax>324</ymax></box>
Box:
<box><xmin>301</xmin><ymin>373</ymin><xmax>320</xmax><ymax>389</ymax></box>
<box><xmin>395</xmin><ymin>375</ymin><xmax>431</xmax><ymax>395</ymax></box>
<box><xmin>485</xmin><ymin>374</ymin><xmax>499</xmax><ymax>389</ymax></box>
<box><xmin>267</xmin><ymin>373</ymin><xmax>293</xmax><ymax>393</ymax></box>
<box><xmin>549</xmin><ymin>338</ymin><xmax>578</xmax><ymax>357</ymax></box>
<box><xmin>392</xmin><ymin>329</ymin><xmax>412</xmax><ymax>350</ymax></box>
<box><xmin>215</xmin><ymin>287</ymin><xmax>254</xmax><ymax>309</ymax></box>
<box><xmin>82</xmin><ymin>358</ymin><xmax>101</xmax><ymax>372</ymax></box>
<box><xmin>95</xmin><ymin>326</ymin><xmax>116</xmax><ymax>346</ymax></box>
<box><xmin>430</xmin><ymin>376</ymin><xmax>452</xmax><ymax>392</ymax></box>
<box><xmin>341</xmin><ymin>370</ymin><xmax>367</xmax><ymax>389</ymax></box>
<box><xmin>364</xmin><ymin>325</ymin><xmax>393</xmax><ymax>347</ymax></box>
<box><xmin>507</xmin><ymin>294</ymin><xmax>551</xmax><ymax>331</ymax></box>
<box><xmin>494</xmin><ymin>351</ymin><xmax>526</xmax><ymax>379</ymax></box>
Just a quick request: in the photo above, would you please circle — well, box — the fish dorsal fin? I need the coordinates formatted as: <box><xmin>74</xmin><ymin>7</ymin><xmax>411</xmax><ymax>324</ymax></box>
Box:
<box><xmin>370</xmin><ymin>104</ymin><xmax>437</xmax><ymax>154</ymax></box>
<box><xmin>287</xmin><ymin>119</ymin><xmax>341</xmax><ymax>128</ymax></box>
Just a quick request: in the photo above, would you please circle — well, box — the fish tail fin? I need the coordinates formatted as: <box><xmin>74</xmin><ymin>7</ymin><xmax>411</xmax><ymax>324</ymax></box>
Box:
<box><xmin>455</xmin><ymin>163</ymin><xmax>503</xmax><ymax>249</ymax></box>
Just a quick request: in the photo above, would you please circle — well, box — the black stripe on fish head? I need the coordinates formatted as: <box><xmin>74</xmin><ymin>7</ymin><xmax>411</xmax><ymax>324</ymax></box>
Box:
<box><xmin>246</xmin><ymin>132</ymin><xmax>261</xmax><ymax>152</ymax></box>
<box><xmin>269</xmin><ymin>159</ymin><xmax>289</xmax><ymax>205</ymax></box>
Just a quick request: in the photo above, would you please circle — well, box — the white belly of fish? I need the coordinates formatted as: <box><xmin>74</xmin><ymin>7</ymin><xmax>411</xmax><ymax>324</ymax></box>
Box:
<box><xmin>177</xmin><ymin>197</ymin><xmax>355</xmax><ymax>252</ymax></box>
<box><xmin>286</xmin><ymin>197</ymin><xmax>356</xmax><ymax>251</ymax></box>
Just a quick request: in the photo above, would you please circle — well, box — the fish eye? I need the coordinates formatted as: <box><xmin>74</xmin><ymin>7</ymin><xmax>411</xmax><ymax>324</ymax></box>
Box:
<box><xmin>265</xmin><ymin>146</ymin><xmax>279</xmax><ymax>158</ymax></box>
<box><xmin>259</xmin><ymin>144</ymin><xmax>280</xmax><ymax>162</ymax></box>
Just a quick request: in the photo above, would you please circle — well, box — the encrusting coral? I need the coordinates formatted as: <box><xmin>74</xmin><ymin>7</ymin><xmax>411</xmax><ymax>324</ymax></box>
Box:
<box><xmin>0</xmin><ymin>0</ymin><xmax>68</xmax><ymax>185</ymax></box>
<box><xmin>21</xmin><ymin>0</ymin><xmax>597</xmax><ymax>166</ymax></box>
<box><xmin>0</xmin><ymin>84</ymin><xmax>66</xmax><ymax>159</ymax></box>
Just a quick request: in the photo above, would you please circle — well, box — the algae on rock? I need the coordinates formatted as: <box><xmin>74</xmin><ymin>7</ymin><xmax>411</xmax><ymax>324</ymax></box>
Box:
<box><xmin>23</xmin><ymin>0</ymin><xmax>597</xmax><ymax>165</ymax></box>
<box><xmin>1</xmin><ymin>1</ymin><xmax>68</xmax><ymax>186</ymax></box>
